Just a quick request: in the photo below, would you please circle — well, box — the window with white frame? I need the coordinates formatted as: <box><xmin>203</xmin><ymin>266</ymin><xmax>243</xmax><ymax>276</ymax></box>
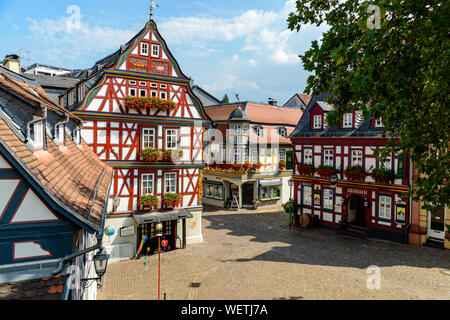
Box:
<box><xmin>32</xmin><ymin>120</ymin><xmax>44</xmax><ymax>148</ymax></box>
<box><xmin>77</xmin><ymin>83</ymin><xmax>85</xmax><ymax>102</ymax></box>
<box><xmin>243</xmin><ymin>149</ymin><xmax>249</xmax><ymax>162</ymax></box>
<box><xmin>383</xmin><ymin>156</ymin><xmax>392</xmax><ymax>170</ymax></box>
<box><xmin>254</xmin><ymin>126</ymin><xmax>263</xmax><ymax>137</ymax></box>
<box><xmin>152</xmin><ymin>45</ymin><xmax>160</xmax><ymax>58</ymax></box>
<box><xmin>379</xmin><ymin>196</ymin><xmax>392</xmax><ymax>220</ymax></box>
<box><xmin>233</xmin><ymin>149</ymin><xmax>241</xmax><ymax>163</ymax></box>
<box><xmin>303</xmin><ymin>185</ymin><xmax>312</xmax><ymax>206</ymax></box>
<box><xmin>375</xmin><ymin>118</ymin><xmax>383</xmax><ymax>127</ymax></box>
<box><xmin>129</xmin><ymin>80</ymin><xmax>137</xmax><ymax>85</ymax></box>
<box><xmin>278</xmin><ymin>127</ymin><xmax>287</xmax><ymax>138</ymax></box>
<box><xmin>129</xmin><ymin>88</ymin><xmax>137</xmax><ymax>97</ymax></box>
<box><xmin>304</xmin><ymin>149</ymin><xmax>313</xmax><ymax>165</ymax></box>
<box><xmin>165</xmin><ymin>173</ymin><xmax>177</xmax><ymax>193</ymax></box>
<box><xmin>160</xmin><ymin>92</ymin><xmax>167</xmax><ymax>100</ymax></box>
<box><xmin>323</xmin><ymin>149</ymin><xmax>334</xmax><ymax>167</ymax></box>
<box><xmin>313</xmin><ymin>115</ymin><xmax>322</xmax><ymax>129</ymax></box>
<box><xmin>343</xmin><ymin>113</ymin><xmax>353</xmax><ymax>128</ymax></box>
<box><xmin>279</xmin><ymin>149</ymin><xmax>286</xmax><ymax>161</ymax></box>
<box><xmin>166</xmin><ymin>129</ymin><xmax>177</xmax><ymax>149</ymax></box>
<box><xmin>351</xmin><ymin>149</ymin><xmax>363</xmax><ymax>166</ymax></box>
<box><xmin>141</xmin><ymin>174</ymin><xmax>154</xmax><ymax>195</ymax></box>
<box><xmin>139</xmin><ymin>89</ymin><xmax>147</xmax><ymax>97</ymax></box>
<box><xmin>323</xmin><ymin>189</ymin><xmax>334</xmax><ymax>210</ymax></box>
<box><xmin>160</xmin><ymin>84</ymin><xmax>167</xmax><ymax>89</ymax></box>
<box><xmin>141</xmin><ymin>43</ymin><xmax>149</xmax><ymax>56</ymax></box>
<box><xmin>150</xmin><ymin>83</ymin><xmax>157</xmax><ymax>88</ymax></box>
<box><xmin>252</xmin><ymin>150</ymin><xmax>259</xmax><ymax>164</ymax></box>
<box><xmin>139</xmin><ymin>81</ymin><xmax>147</xmax><ymax>87</ymax></box>
<box><xmin>142</xmin><ymin>128</ymin><xmax>155</xmax><ymax>149</ymax></box>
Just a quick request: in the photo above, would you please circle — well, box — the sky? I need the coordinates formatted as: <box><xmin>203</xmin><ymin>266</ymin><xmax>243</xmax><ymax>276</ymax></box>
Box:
<box><xmin>0</xmin><ymin>0</ymin><xmax>327</xmax><ymax>104</ymax></box>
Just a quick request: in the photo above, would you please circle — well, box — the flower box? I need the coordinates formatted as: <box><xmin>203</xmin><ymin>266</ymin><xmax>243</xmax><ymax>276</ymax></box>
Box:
<box><xmin>138</xmin><ymin>195</ymin><xmax>160</xmax><ymax>210</ymax></box>
<box><xmin>125</xmin><ymin>96</ymin><xmax>176</xmax><ymax>112</ymax></box>
<box><xmin>371</xmin><ymin>168</ymin><xmax>395</xmax><ymax>184</ymax></box>
<box><xmin>344</xmin><ymin>165</ymin><xmax>367</xmax><ymax>181</ymax></box>
<box><xmin>279</xmin><ymin>161</ymin><xmax>287</xmax><ymax>170</ymax></box>
<box><xmin>298</xmin><ymin>163</ymin><xmax>315</xmax><ymax>176</ymax></box>
<box><xmin>162</xmin><ymin>150</ymin><xmax>183</xmax><ymax>162</ymax></box>
<box><xmin>162</xmin><ymin>193</ymin><xmax>182</xmax><ymax>209</ymax></box>
<box><xmin>317</xmin><ymin>165</ymin><xmax>337</xmax><ymax>178</ymax></box>
<box><xmin>232</xmin><ymin>163</ymin><xmax>244</xmax><ymax>172</ymax></box>
<box><xmin>141</xmin><ymin>148</ymin><xmax>162</xmax><ymax>162</ymax></box>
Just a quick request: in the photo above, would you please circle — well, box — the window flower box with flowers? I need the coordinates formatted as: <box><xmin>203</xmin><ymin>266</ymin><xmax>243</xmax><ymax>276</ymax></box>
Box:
<box><xmin>162</xmin><ymin>193</ymin><xmax>182</xmax><ymax>209</ymax></box>
<box><xmin>252</xmin><ymin>162</ymin><xmax>263</xmax><ymax>172</ymax></box>
<box><xmin>138</xmin><ymin>195</ymin><xmax>160</xmax><ymax>211</ymax></box>
<box><xmin>344</xmin><ymin>165</ymin><xmax>368</xmax><ymax>182</ymax></box>
<box><xmin>279</xmin><ymin>161</ymin><xmax>287</xmax><ymax>171</ymax></box>
<box><xmin>162</xmin><ymin>150</ymin><xmax>184</xmax><ymax>163</ymax></box>
<box><xmin>125</xmin><ymin>96</ymin><xmax>176</xmax><ymax>112</ymax></box>
<box><xmin>243</xmin><ymin>162</ymin><xmax>253</xmax><ymax>173</ymax></box>
<box><xmin>231</xmin><ymin>163</ymin><xmax>244</xmax><ymax>172</ymax></box>
<box><xmin>317</xmin><ymin>165</ymin><xmax>337</xmax><ymax>178</ymax></box>
<box><xmin>298</xmin><ymin>163</ymin><xmax>315</xmax><ymax>176</ymax></box>
<box><xmin>141</xmin><ymin>147</ymin><xmax>162</xmax><ymax>162</ymax></box>
<box><xmin>371</xmin><ymin>168</ymin><xmax>396</xmax><ymax>184</ymax></box>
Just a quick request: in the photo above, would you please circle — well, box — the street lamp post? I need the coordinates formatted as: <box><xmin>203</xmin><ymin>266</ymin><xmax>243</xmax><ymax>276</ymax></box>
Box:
<box><xmin>155</xmin><ymin>221</ymin><xmax>163</xmax><ymax>301</ymax></box>
<box><xmin>288</xmin><ymin>178</ymin><xmax>294</xmax><ymax>227</ymax></box>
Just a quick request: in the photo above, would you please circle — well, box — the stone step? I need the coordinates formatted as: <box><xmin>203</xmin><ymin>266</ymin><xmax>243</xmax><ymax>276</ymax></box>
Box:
<box><xmin>337</xmin><ymin>228</ymin><xmax>368</xmax><ymax>239</ymax></box>
<box><xmin>424</xmin><ymin>238</ymin><xmax>445</xmax><ymax>249</ymax></box>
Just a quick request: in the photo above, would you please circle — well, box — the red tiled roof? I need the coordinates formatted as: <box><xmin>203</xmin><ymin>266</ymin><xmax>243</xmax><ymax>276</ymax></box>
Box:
<box><xmin>0</xmin><ymin>275</ymin><xmax>68</xmax><ymax>300</ymax></box>
<box><xmin>205</xmin><ymin>103</ymin><xmax>246</xmax><ymax>122</ymax></box>
<box><xmin>297</xmin><ymin>94</ymin><xmax>312</xmax><ymax>106</ymax></box>
<box><xmin>0</xmin><ymin>71</ymin><xmax>112</xmax><ymax>230</ymax></box>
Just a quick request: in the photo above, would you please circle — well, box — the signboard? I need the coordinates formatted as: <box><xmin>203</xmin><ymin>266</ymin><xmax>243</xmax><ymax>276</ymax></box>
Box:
<box><xmin>120</xmin><ymin>226</ymin><xmax>135</xmax><ymax>237</ymax></box>
<box><xmin>395</xmin><ymin>205</ymin><xmax>407</xmax><ymax>224</ymax></box>
<box><xmin>314</xmin><ymin>190</ymin><xmax>321</xmax><ymax>206</ymax></box>
<box><xmin>330</xmin><ymin>174</ymin><xmax>338</xmax><ymax>186</ymax></box>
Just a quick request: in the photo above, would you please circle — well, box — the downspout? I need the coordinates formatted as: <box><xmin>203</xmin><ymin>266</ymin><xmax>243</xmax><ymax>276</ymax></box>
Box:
<box><xmin>54</xmin><ymin>114</ymin><xmax>70</xmax><ymax>145</ymax></box>
<box><xmin>25</xmin><ymin>105</ymin><xmax>47</xmax><ymax>144</ymax></box>
<box><xmin>52</xmin><ymin>240</ymin><xmax>103</xmax><ymax>276</ymax></box>
<box><xmin>405</xmin><ymin>158</ymin><xmax>413</xmax><ymax>244</ymax></box>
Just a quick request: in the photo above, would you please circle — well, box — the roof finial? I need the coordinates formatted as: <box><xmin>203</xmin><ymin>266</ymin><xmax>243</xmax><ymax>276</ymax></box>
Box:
<box><xmin>150</xmin><ymin>1</ymin><xmax>159</xmax><ymax>20</ymax></box>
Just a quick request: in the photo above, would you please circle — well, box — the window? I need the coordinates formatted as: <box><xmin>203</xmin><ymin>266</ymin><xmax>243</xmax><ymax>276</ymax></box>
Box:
<box><xmin>254</xmin><ymin>126</ymin><xmax>263</xmax><ymax>137</ymax></box>
<box><xmin>151</xmin><ymin>91</ymin><xmax>158</xmax><ymax>98</ymax></box>
<box><xmin>313</xmin><ymin>115</ymin><xmax>322</xmax><ymax>129</ymax></box>
<box><xmin>68</xmin><ymin>89</ymin><xmax>74</xmax><ymax>106</ymax></box>
<box><xmin>343</xmin><ymin>113</ymin><xmax>353</xmax><ymax>128</ymax></box>
<box><xmin>379</xmin><ymin>196</ymin><xmax>392</xmax><ymax>220</ymax></box>
<box><xmin>32</xmin><ymin>119</ymin><xmax>44</xmax><ymax>148</ymax></box>
<box><xmin>57</xmin><ymin>125</ymin><xmax>65</xmax><ymax>144</ymax></box>
<box><xmin>141</xmin><ymin>43</ymin><xmax>149</xmax><ymax>56</ymax></box>
<box><xmin>59</xmin><ymin>96</ymin><xmax>64</xmax><ymax>106</ymax></box>
<box><xmin>233</xmin><ymin>149</ymin><xmax>241</xmax><ymax>163</ymax></box>
<box><xmin>139</xmin><ymin>81</ymin><xmax>147</xmax><ymax>87</ymax></box>
<box><xmin>160</xmin><ymin>84</ymin><xmax>167</xmax><ymax>89</ymax></box>
<box><xmin>152</xmin><ymin>45</ymin><xmax>160</xmax><ymax>58</ymax></box>
<box><xmin>260</xmin><ymin>186</ymin><xmax>281</xmax><ymax>201</ymax></box>
<box><xmin>142</xmin><ymin>128</ymin><xmax>155</xmax><ymax>149</ymax></box>
<box><xmin>150</xmin><ymin>83</ymin><xmax>157</xmax><ymax>88</ymax></box>
<box><xmin>141</xmin><ymin>174</ymin><xmax>154</xmax><ymax>195</ymax></box>
<box><xmin>304</xmin><ymin>149</ymin><xmax>313</xmax><ymax>165</ymax></box>
<box><xmin>279</xmin><ymin>149</ymin><xmax>286</xmax><ymax>161</ymax></box>
<box><xmin>278</xmin><ymin>127</ymin><xmax>287</xmax><ymax>138</ymax></box>
<box><xmin>323</xmin><ymin>189</ymin><xmax>334</xmax><ymax>210</ymax></box>
<box><xmin>166</xmin><ymin>129</ymin><xmax>177</xmax><ymax>149</ymax></box>
<box><xmin>129</xmin><ymin>80</ymin><xmax>137</xmax><ymax>85</ymax></box>
<box><xmin>266</xmin><ymin>149</ymin><xmax>272</xmax><ymax>156</ymax></box>
<box><xmin>160</xmin><ymin>92</ymin><xmax>167</xmax><ymax>100</ymax></box>
<box><xmin>164</xmin><ymin>173</ymin><xmax>177</xmax><ymax>193</ymax></box>
<box><xmin>129</xmin><ymin>88</ymin><xmax>137</xmax><ymax>97</ymax></box>
<box><xmin>383</xmin><ymin>156</ymin><xmax>392</xmax><ymax>170</ymax></box>
<box><xmin>77</xmin><ymin>83</ymin><xmax>85</xmax><ymax>102</ymax></box>
<box><xmin>351</xmin><ymin>149</ymin><xmax>363</xmax><ymax>166</ymax></box>
<box><xmin>252</xmin><ymin>150</ymin><xmax>259</xmax><ymax>164</ymax></box>
<box><xmin>243</xmin><ymin>149</ymin><xmax>249</xmax><ymax>162</ymax></box>
<box><xmin>234</xmin><ymin>125</ymin><xmax>242</xmax><ymax>135</ymax></box>
<box><xmin>323</xmin><ymin>149</ymin><xmax>334</xmax><ymax>167</ymax></box>
<box><xmin>205</xmin><ymin>183</ymin><xmax>224</xmax><ymax>200</ymax></box>
<box><xmin>139</xmin><ymin>89</ymin><xmax>147</xmax><ymax>97</ymax></box>
<box><xmin>375</xmin><ymin>118</ymin><xmax>383</xmax><ymax>127</ymax></box>
<box><xmin>303</xmin><ymin>186</ymin><xmax>312</xmax><ymax>206</ymax></box>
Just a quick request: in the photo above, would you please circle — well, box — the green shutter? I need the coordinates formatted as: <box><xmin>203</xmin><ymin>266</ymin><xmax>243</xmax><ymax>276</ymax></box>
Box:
<box><xmin>396</xmin><ymin>153</ymin><xmax>405</xmax><ymax>179</ymax></box>
<box><xmin>286</xmin><ymin>150</ymin><xmax>294</xmax><ymax>170</ymax></box>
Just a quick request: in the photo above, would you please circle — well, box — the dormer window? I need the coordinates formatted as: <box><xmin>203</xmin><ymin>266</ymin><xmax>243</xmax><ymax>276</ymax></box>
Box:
<box><xmin>56</xmin><ymin>125</ymin><xmax>65</xmax><ymax>144</ymax></box>
<box><xmin>32</xmin><ymin>119</ymin><xmax>44</xmax><ymax>149</ymax></box>
<box><xmin>313</xmin><ymin>115</ymin><xmax>322</xmax><ymax>129</ymax></box>
<box><xmin>343</xmin><ymin>113</ymin><xmax>353</xmax><ymax>128</ymax></box>
<box><xmin>375</xmin><ymin>118</ymin><xmax>383</xmax><ymax>128</ymax></box>
<box><xmin>278</xmin><ymin>127</ymin><xmax>287</xmax><ymax>138</ymax></box>
<box><xmin>73</xmin><ymin>128</ymin><xmax>81</xmax><ymax>144</ymax></box>
<box><xmin>253</xmin><ymin>126</ymin><xmax>264</xmax><ymax>137</ymax></box>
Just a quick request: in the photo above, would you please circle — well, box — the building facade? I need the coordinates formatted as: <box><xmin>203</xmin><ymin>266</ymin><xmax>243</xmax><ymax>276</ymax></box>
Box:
<box><xmin>203</xmin><ymin>102</ymin><xmax>302</xmax><ymax>209</ymax></box>
<box><xmin>290</xmin><ymin>94</ymin><xmax>413</xmax><ymax>243</ymax></box>
<box><xmin>0</xmin><ymin>66</ymin><xmax>112</xmax><ymax>300</ymax></box>
<box><xmin>59</xmin><ymin>20</ymin><xmax>211</xmax><ymax>261</ymax></box>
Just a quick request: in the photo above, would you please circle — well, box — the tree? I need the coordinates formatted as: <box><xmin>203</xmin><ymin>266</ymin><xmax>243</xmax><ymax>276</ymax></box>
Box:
<box><xmin>288</xmin><ymin>0</ymin><xmax>449</xmax><ymax>211</ymax></box>
<box><xmin>221</xmin><ymin>94</ymin><xmax>230</xmax><ymax>104</ymax></box>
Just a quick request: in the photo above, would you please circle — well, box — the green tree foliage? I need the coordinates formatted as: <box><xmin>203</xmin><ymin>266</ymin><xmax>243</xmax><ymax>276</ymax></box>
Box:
<box><xmin>288</xmin><ymin>0</ymin><xmax>449</xmax><ymax>211</ymax></box>
<box><xmin>221</xmin><ymin>94</ymin><xmax>230</xmax><ymax>104</ymax></box>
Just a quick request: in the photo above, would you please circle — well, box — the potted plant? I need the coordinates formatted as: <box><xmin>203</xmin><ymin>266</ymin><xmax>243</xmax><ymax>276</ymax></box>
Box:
<box><xmin>252</xmin><ymin>199</ymin><xmax>260</xmax><ymax>210</ymax></box>
<box><xmin>298</xmin><ymin>163</ymin><xmax>315</xmax><ymax>176</ymax></box>
<box><xmin>279</xmin><ymin>160</ymin><xmax>287</xmax><ymax>170</ymax></box>
<box><xmin>283</xmin><ymin>200</ymin><xmax>295</xmax><ymax>214</ymax></box>
<box><xmin>317</xmin><ymin>165</ymin><xmax>337</xmax><ymax>178</ymax></box>
<box><xmin>141</xmin><ymin>147</ymin><xmax>162</xmax><ymax>162</ymax></box>
<box><xmin>162</xmin><ymin>193</ymin><xmax>182</xmax><ymax>209</ymax></box>
<box><xmin>138</xmin><ymin>195</ymin><xmax>160</xmax><ymax>210</ymax></box>
<box><xmin>344</xmin><ymin>165</ymin><xmax>367</xmax><ymax>181</ymax></box>
<box><xmin>371</xmin><ymin>168</ymin><xmax>396</xmax><ymax>184</ymax></box>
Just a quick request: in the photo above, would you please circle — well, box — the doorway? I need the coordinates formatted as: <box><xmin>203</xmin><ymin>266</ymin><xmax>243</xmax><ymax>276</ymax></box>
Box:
<box><xmin>136</xmin><ymin>221</ymin><xmax>177</xmax><ymax>257</ymax></box>
<box><xmin>347</xmin><ymin>196</ymin><xmax>366</xmax><ymax>228</ymax></box>
<box><xmin>242</xmin><ymin>183</ymin><xmax>254</xmax><ymax>206</ymax></box>
<box><xmin>428</xmin><ymin>208</ymin><xmax>446</xmax><ymax>241</ymax></box>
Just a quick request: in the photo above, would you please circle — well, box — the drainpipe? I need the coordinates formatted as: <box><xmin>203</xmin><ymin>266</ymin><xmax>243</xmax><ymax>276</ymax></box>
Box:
<box><xmin>25</xmin><ymin>105</ymin><xmax>47</xmax><ymax>144</ymax></box>
<box><xmin>54</xmin><ymin>114</ymin><xmax>70</xmax><ymax>144</ymax></box>
<box><xmin>405</xmin><ymin>158</ymin><xmax>414</xmax><ymax>244</ymax></box>
<box><xmin>53</xmin><ymin>239</ymin><xmax>103</xmax><ymax>276</ymax></box>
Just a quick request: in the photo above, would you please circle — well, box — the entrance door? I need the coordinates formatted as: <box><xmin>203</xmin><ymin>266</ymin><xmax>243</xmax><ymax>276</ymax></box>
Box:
<box><xmin>137</xmin><ymin>221</ymin><xmax>177</xmax><ymax>257</ymax></box>
<box><xmin>428</xmin><ymin>208</ymin><xmax>446</xmax><ymax>240</ymax></box>
<box><xmin>242</xmin><ymin>183</ymin><xmax>254</xmax><ymax>206</ymax></box>
<box><xmin>348</xmin><ymin>196</ymin><xmax>366</xmax><ymax>228</ymax></box>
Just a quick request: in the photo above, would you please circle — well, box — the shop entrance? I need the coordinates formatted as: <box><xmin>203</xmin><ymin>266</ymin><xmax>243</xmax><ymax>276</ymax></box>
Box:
<box><xmin>347</xmin><ymin>196</ymin><xmax>366</xmax><ymax>228</ymax></box>
<box><xmin>428</xmin><ymin>208</ymin><xmax>446</xmax><ymax>241</ymax></box>
<box><xmin>242</xmin><ymin>183</ymin><xmax>254</xmax><ymax>206</ymax></box>
<box><xmin>136</xmin><ymin>221</ymin><xmax>177</xmax><ymax>257</ymax></box>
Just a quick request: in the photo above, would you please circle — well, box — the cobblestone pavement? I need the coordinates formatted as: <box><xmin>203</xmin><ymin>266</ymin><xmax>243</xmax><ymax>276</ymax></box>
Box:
<box><xmin>98</xmin><ymin>206</ymin><xmax>450</xmax><ymax>300</ymax></box>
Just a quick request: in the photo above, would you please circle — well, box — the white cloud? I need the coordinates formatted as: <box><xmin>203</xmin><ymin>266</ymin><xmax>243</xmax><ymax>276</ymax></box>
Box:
<box><xmin>203</xmin><ymin>73</ymin><xmax>237</xmax><ymax>93</ymax></box>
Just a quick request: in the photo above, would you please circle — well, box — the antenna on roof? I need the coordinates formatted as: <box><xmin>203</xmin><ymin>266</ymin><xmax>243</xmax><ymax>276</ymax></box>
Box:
<box><xmin>234</xmin><ymin>93</ymin><xmax>240</xmax><ymax>102</ymax></box>
<box><xmin>18</xmin><ymin>49</ymin><xmax>32</xmax><ymax>66</ymax></box>
<box><xmin>150</xmin><ymin>1</ymin><xmax>159</xmax><ymax>20</ymax></box>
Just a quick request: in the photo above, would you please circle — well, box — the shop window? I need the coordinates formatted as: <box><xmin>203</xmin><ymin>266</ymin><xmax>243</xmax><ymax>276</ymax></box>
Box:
<box><xmin>260</xmin><ymin>186</ymin><xmax>281</xmax><ymax>201</ymax></box>
<box><xmin>205</xmin><ymin>184</ymin><xmax>224</xmax><ymax>200</ymax></box>
<box><xmin>323</xmin><ymin>189</ymin><xmax>334</xmax><ymax>210</ymax></box>
<box><xmin>303</xmin><ymin>185</ymin><xmax>312</xmax><ymax>206</ymax></box>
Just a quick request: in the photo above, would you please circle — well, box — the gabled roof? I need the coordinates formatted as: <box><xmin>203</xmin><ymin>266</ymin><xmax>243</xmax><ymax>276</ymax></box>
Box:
<box><xmin>297</xmin><ymin>94</ymin><xmax>312</xmax><ymax>106</ymax></box>
<box><xmin>0</xmin><ymin>69</ymin><xmax>112</xmax><ymax>232</ymax></box>
<box><xmin>192</xmin><ymin>85</ymin><xmax>221</xmax><ymax>107</ymax></box>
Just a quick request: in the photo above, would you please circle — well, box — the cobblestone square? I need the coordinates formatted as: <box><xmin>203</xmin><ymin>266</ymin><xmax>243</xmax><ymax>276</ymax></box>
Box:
<box><xmin>98</xmin><ymin>207</ymin><xmax>450</xmax><ymax>300</ymax></box>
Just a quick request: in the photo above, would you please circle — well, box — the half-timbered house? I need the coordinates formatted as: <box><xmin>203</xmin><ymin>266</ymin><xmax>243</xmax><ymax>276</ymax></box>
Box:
<box><xmin>0</xmin><ymin>66</ymin><xmax>113</xmax><ymax>300</ymax></box>
<box><xmin>290</xmin><ymin>94</ymin><xmax>413</xmax><ymax>243</ymax></box>
<box><xmin>59</xmin><ymin>19</ymin><xmax>212</xmax><ymax>260</ymax></box>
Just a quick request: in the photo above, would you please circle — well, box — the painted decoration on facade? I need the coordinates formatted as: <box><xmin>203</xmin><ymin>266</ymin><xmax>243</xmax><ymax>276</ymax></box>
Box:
<box><xmin>11</xmin><ymin>189</ymin><xmax>59</xmax><ymax>224</ymax></box>
<box><xmin>13</xmin><ymin>241</ymin><xmax>52</xmax><ymax>261</ymax></box>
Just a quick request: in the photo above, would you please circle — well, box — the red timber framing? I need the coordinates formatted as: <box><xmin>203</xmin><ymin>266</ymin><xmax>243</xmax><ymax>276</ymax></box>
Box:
<box><xmin>291</xmin><ymin>137</ymin><xmax>411</xmax><ymax>243</ymax></box>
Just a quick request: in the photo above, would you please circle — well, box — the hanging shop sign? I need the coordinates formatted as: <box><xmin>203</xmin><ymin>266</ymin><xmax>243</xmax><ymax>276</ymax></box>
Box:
<box><xmin>330</xmin><ymin>173</ymin><xmax>338</xmax><ymax>186</ymax></box>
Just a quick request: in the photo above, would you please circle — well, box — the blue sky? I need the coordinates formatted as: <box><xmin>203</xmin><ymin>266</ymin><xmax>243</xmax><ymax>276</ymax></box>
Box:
<box><xmin>0</xmin><ymin>0</ymin><xmax>327</xmax><ymax>104</ymax></box>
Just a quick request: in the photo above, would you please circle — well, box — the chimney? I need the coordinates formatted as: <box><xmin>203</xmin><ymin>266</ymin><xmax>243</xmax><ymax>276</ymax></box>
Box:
<box><xmin>2</xmin><ymin>54</ymin><xmax>21</xmax><ymax>74</ymax></box>
<box><xmin>268</xmin><ymin>97</ymin><xmax>278</xmax><ymax>106</ymax></box>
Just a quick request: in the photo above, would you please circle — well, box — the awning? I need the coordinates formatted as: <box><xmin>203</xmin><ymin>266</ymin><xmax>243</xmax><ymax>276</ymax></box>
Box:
<box><xmin>133</xmin><ymin>209</ymin><xmax>193</xmax><ymax>225</ymax></box>
<box><xmin>259</xmin><ymin>179</ymin><xmax>282</xmax><ymax>187</ymax></box>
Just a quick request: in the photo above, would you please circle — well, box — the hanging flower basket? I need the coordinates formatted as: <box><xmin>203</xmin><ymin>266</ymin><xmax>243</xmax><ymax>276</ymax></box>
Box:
<box><xmin>371</xmin><ymin>168</ymin><xmax>395</xmax><ymax>184</ymax></box>
<box><xmin>298</xmin><ymin>163</ymin><xmax>315</xmax><ymax>176</ymax></box>
<box><xmin>125</xmin><ymin>96</ymin><xmax>176</xmax><ymax>112</ymax></box>
<box><xmin>162</xmin><ymin>193</ymin><xmax>182</xmax><ymax>209</ymax></box>
<box><xmin>344</xmin><ymin>165</ymin><xmax>367</xmax><ymax>181</ymax></box>
<box><xmin>317</xmin><ymin>165</ymin><xmax>337</xmax><ymax>178</ymax></box>
<box><xmin>138</xmin><ymin>195</ymin><xmax>160</xmax><ymax>210</ymax></box>
<box><xmin>141</xmin><ymin>147</ymin><xmax>162</xmax><ymax>162</ymax></box>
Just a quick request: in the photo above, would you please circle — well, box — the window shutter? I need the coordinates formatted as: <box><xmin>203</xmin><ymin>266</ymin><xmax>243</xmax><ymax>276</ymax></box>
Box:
<box><xmin>286</xmin><ymin>150</ymin><xmax>294</xmax><ymax>170</ymax></box>
<box><xmin>396</xmin><ymin>153</ymin><xmax>405</xmax><ymax>179</ymax></box>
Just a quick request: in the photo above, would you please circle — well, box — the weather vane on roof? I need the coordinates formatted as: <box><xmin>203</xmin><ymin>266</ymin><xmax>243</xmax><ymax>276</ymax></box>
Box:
<box><xmin>150</xmin><ymin>1</ymin><xmax>159</xmax><ymax>20</ymax></box>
